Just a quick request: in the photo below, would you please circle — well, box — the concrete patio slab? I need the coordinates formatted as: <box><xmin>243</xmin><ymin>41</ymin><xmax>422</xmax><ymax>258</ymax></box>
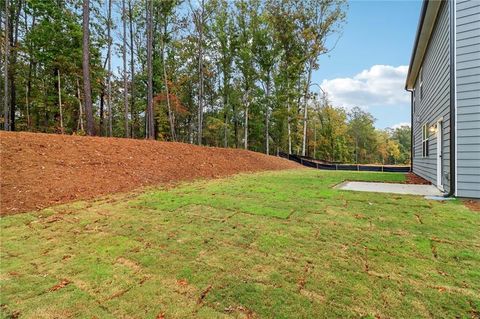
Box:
<box><xmin>335</xmin><ymin>181</ymin><xmax>444</xmax><ymax>196</ymax></box>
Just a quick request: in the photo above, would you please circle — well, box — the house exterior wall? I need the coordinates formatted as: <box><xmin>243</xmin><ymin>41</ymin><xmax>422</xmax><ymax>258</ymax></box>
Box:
<box><xmin>412</xmin><ymin>1</ymin><xmax>451</xmax><ymax>191</ymax></box>
<box><xmin>455</xmin><ymin>0</ymin><xmax>480</xmax><ymax>198</ymax></box>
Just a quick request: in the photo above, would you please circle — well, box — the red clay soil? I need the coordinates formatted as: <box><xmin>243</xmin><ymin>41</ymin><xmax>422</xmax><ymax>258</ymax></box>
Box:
<box><xmin>0</xmin><ymin>132</ymin><xmax>299</xmax><ymax>215</ymax></box>
<box><xmin>405</xmin><ymin>172</ymin><xmax>431</xmax><ymax>185</ymax></box>
<box><xmin>463</xmin><ymin>200</ymin><xmax>480</xmax><ymax>212</ymax></box>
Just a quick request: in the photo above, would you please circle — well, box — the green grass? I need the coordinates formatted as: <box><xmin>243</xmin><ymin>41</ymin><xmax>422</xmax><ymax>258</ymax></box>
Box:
<box><xmin>1</xmin><ymin>169</ymin><xmax>479</xmax><ymax>318</ymax></box>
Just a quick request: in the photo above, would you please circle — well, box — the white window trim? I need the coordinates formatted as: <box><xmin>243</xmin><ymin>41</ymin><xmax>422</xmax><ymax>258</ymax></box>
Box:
<box><xmin>422</xmin><ymin>123</ymin><xmax>429</xmax><ymax>158</ymax></box>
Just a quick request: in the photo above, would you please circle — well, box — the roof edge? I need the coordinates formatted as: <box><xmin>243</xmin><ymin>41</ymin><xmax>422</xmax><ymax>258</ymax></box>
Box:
<box><xmin>405</xmin><ymin>0</ymin><xmax>443</xmax><ymax>90</ymax></box>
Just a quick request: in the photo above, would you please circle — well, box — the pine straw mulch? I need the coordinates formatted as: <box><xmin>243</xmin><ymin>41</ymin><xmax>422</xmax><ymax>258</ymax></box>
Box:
<box><xmin>405</xmin><ymin>172</ymin><xmax>431</xmax><ymax>185</ymax></box>
<box><xmin>0</xmin><ymin>132</ymin><xmax>299</xmax><ymax>215</ymax></box>
<box><xmin>463</xmin><ymin>200</ymin><xmax>480</xmax><ymax>212</ymax></box>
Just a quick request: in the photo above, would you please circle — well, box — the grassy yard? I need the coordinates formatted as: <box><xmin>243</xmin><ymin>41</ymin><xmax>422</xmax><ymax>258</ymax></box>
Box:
<box><xmin>1</xmin><ymin>169</ymin><xmax>479</xmax><ymax>318</ymax></box>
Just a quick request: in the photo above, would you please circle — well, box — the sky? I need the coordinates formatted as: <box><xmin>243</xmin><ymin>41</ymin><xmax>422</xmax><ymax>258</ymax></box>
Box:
<box><xmin>312</xmin><ymin>0</ymin><xmax>423</xmax><ymax>129</ymax></box>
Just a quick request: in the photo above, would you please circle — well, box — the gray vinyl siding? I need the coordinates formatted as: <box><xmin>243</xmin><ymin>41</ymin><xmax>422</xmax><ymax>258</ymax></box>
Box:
<box><xmin>456</xmin><ymin>0</ymin><xmax>480</xmax><ymax>198</ymax></box>
<box><xmin>412</xmin><ymin>1</ymin><xmax>451</xmax><ymax>191</ymax></box>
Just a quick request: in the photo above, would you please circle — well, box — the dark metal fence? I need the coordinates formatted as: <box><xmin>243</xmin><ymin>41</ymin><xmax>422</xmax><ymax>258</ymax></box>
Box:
<box><xmin>279</xmin><ymin>152</ymin><xmax>411</xmax><ymax>173</ymax></box>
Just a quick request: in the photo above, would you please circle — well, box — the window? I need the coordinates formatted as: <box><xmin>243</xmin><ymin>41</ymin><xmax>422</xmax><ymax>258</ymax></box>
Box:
<box><xmin>422</xmin><ymin>123</ymin><xmax>429</xmax><ymax>157</ymax></box>
<box><xmin>419</xmin><ymin>67</ymin><xmax>424</xmax><ymax>100</ymax></box>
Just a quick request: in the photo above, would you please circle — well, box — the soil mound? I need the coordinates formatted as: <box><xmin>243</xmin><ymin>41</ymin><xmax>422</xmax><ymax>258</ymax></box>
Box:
<box><xmin>1</xmin><ymin>132</ymin><xmax>299</xmax><ymax>215</ymax></box>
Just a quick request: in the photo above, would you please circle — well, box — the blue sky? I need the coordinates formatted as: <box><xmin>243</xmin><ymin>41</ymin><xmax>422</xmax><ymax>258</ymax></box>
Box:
<box><xmin>312</xmin><ymin>0</ymin><xmax>423</xmax><ymax>129</ymax></box>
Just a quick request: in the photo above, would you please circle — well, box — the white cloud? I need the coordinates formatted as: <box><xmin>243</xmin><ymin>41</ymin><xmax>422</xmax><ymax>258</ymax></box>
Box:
<box><xmin>321</xmin><ymin>65</ymin><xmax>410</xmax><ymax>109</ymax></box>
<box><xmin>390</xmin><ymin>122</ymin><xmax>411</xmax><ymax>130</ymax></box>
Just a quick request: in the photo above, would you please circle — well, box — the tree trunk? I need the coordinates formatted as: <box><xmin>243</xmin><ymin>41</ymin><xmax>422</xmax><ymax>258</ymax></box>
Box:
<box><xmin>287</xmin><ymin>95</ymin><xmax>292</xmax><ymax>154</ymax></box>
<box><xmin>41</xmin><ymin>78</ymin><xmax>47</xmax><ymax>129</ymax></box>
<box><xmin>129</xmin><ymin>0</ymin><xmax>135</xmax><ymax>138</ymax></box>
<box><xmin>107</xmin><ymin>0</ymin><xmax>113</xmax><ymax>136</ymax></box>
<box><xmin>233</xmin><ymin>103</ymin><xmax>238</xmax><ymax>148</ymax></box>
<box><xmin>196</xmin><ymin>0</ymin><xmax>205</xmax><ymax>145</ymax></box>
<box><xmin>57</xmin><ymin>69</ymin><xmax>64</xmax><ymax>134</ymax></box>
<box><xmin>224</xmin><ymin>112</ymin><xmax>228</xmax><ymax>148</ymax></box>
<box><xmin>146</xmin><ymin>0</ymin><xmax>154</xmax><ymax>139</ymax></box>
<box><xmin>222</xmin><ymin>68</ymin><xmax>229</xmax><ymax>149</ymax></box>
<box><xmin>162</xmin><ymin>23</ymin><xmax>175</xmax><ymax>141</ymax></box>
<box><xmin>355</xmin><ymin>137</ymin><xmax>359</xmax><ymax>164</ymax></box>
<box><xmin>302</xmin><ymin>62</ymin><xmax>313</xmax><ymax>156</ymax></box>
<box><xmin>99</xmin><ymin>87</ymin><xmax>104</xmax><ymax>134</ymax></box>
<box><xmin>265</xmin><ymin>74</ymin><xmax>270</xmax><ymax>155</ymax></box>
<box><xmin>82</xmin><ymin>0</ymin><xmax>95</xmax><ymax>135</ymax></box>
<box><xmin>223</xmin><ymin>85</ymin><xmax>228</xmax><ymax>148</ymax></box>
<box><xmin>23</xmin><ymin>4</ymin><xmax>28</xmax><ymax>129</ymax></box>
<box><xmin>243</xmin><ymin>90</ymin><xmax>249</xmax><ymax>150</ymax></box>
<box><xmin>330</xmin><ymin>136</ymin><xmax>335</xmax><ymax>162</ymax></box>
<box><xmin>9</xmin><ymin>0</ymin><xmax>22</xmax><ymax>131</ymax></box>
<box><xmin>122</xmin><ymin>0</ymin><xmax>129</xmax><ymax>137</ymax></box>
<box><xmin>76</xmin><ymin>78</ymin><xmax>84</xmax><ymax>131</ymax></box>
<box><xmin>3</xmin><ymin>0</ymin><xmax>10</xmax><ymax>131</ymax></box>
<box><xmin>25</xmin><ymin>12</ymin><xmax>35</xmax><ymax>130</ymax></box>
<box><xmin>285</xmin><ymin>74</ymin><xmax>292</xmax><ymax>154</ymax></box>
<box><xmin>25</xmin><ymin>83</ymin><xmax>29</xmax><ymax>129</ymax></box>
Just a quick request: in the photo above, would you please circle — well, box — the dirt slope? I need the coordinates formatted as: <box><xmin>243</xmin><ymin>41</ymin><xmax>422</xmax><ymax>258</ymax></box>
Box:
<box><xmin>0</xmin><ymin>132</ymin><xmax>299</xmax><ymax>215</ymax></box>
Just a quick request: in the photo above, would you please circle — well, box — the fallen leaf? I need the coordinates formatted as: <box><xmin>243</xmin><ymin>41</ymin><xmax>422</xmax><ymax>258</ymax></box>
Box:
<box><xmin>177</xmin><ymin>279</ymin><xmax>188</xmax><ymax>287</ymax></box>
<box><xmin>49</xmin><ymin>279</ymin><xmax>71</xmax><ymax>291</ymax></box>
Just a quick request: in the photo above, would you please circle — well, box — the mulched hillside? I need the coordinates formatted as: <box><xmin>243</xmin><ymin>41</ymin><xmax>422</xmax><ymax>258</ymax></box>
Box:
<box><xmin>0</xmin><ymin>132</ymin><xmax>299</xmax><ymax>215</ymax></box>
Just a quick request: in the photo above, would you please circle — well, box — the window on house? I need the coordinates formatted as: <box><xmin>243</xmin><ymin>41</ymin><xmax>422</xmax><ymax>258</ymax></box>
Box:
<box><xmin>422</xmin><ymin>123</ymin><xmax>429</xmax><ymax>157</ymax></box>
<box><xmin>419</xmin><ymin>67</ymin><xmax>424</xmax><ymax>100</ymax></box>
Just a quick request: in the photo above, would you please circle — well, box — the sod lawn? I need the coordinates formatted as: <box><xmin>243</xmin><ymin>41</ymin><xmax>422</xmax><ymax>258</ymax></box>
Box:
<box><xmin>1</xmin><ymin>169</ymin><xmax>479</xmax><ymax>318</ymax></box>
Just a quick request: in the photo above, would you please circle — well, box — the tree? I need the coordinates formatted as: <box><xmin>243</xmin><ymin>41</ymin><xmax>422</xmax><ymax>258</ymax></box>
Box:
<box><xmin>376</xmin><ymin>130</ymin><xmax>389</xmax><ymax>164</ymax></box>
<box><xmin>128</xmin><ymin>0</ymin><xmax>136</xmax><ymax>137</ymax></box>
<box><xmin>82</xmin><ymin>0</ymin><xmax>95</xmax><ymax>135</ymax></box>
<box><xmin>107</xmin><ymin>0</ymin><xmax>113</xmax><ymax>136</ymax></box>
<box><xmin>190</xmin><ymin>0</ymin><xmax>209</xmax><ymax>145</ymax></box>
<box><xmin>146</xmin><ymin>0</ymin><xmax>154</xmax><ymax>139</ymax></box>
<box><xmin>212</xmin><ymin>0</ymin><xmax>236</xmax><ymax>148</ymax></box>
<box><xmin>254</xmin><ymin>7</ymin><xmax>277</xmax><ymax>154</ymax></box>
<box><xmin>314</xmin><ymin>101</ymin><xmax>349</xmax><ymax>162</ymax></box>
<box><xmin>2</xmin><ymin>0</ymin><xmax>417</xmax><ymax>168</ymax></box>
<box><xmin>347</xmin><ymin>107</ymin><xmax>377</xmax><ymax>164</ymax></box>
<box><xmin>3</xmin><ymin>0</ymin><xmax>10</xmax><ymax>131</ymax></box>
<box><xmin>159</xmin><ymin>0</ymin><xmax>179</xmax><ymax>141</ymax></box>
<box><xmin>3</xmin><ymin>0</ymin><xmax>22</xmax><ymax>131</ymax></box>
<box><xmin>268</xmin><ymin>0</ymin><xmax>306</xmax><ymax>154</ymax></box>
<box><xmin>300</xmin><ymin>0</ymin><xmax>347</xmax><ymax>156</ymax></box>
<box><xmin>57</xmin><ymin>69</ymin><xmax>64</xmax><ymax>133</ymax></box>
<box><xmin>121</xmin><ymin>0</ymin><xmax>129</xmax><ymax>137</ymax></box>
<box><xmin>391</xmin><ymin>125</ymin><xmax>411</xmax><ymax>164</ymax></box>
<box><xmin>387</xmin><ymin>139</ymin><xmax>401</xmax><ymax>164</ymax></box>
<box><xmin>235</xmin><ymin>0</ymin><xmax>258</xmax><ymax>150</ymax></box>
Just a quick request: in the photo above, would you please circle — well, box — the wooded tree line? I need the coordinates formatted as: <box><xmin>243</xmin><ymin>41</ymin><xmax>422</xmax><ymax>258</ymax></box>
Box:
<box><xmin>311</xmin><ymin>104</ymin><xmax>411</xmax><ymax>165</ymax></box>
<box><xmin>1</xmin><ymin>0</ymin><xmax>410</xmax><ymax>164</ymax></box>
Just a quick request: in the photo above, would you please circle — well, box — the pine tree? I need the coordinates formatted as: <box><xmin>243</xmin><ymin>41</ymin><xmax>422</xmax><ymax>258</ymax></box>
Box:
<box><xmin>82</xmin><ymin>0</ymin><xmax>95</xmax><ymax>135</ymax></box>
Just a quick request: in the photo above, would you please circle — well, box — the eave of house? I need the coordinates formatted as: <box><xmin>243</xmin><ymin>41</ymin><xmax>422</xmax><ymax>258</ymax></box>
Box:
<box><xmin>405</xmin><ymin>0</ymin><xmax>443</xmax><ymax>90</ymax></box>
